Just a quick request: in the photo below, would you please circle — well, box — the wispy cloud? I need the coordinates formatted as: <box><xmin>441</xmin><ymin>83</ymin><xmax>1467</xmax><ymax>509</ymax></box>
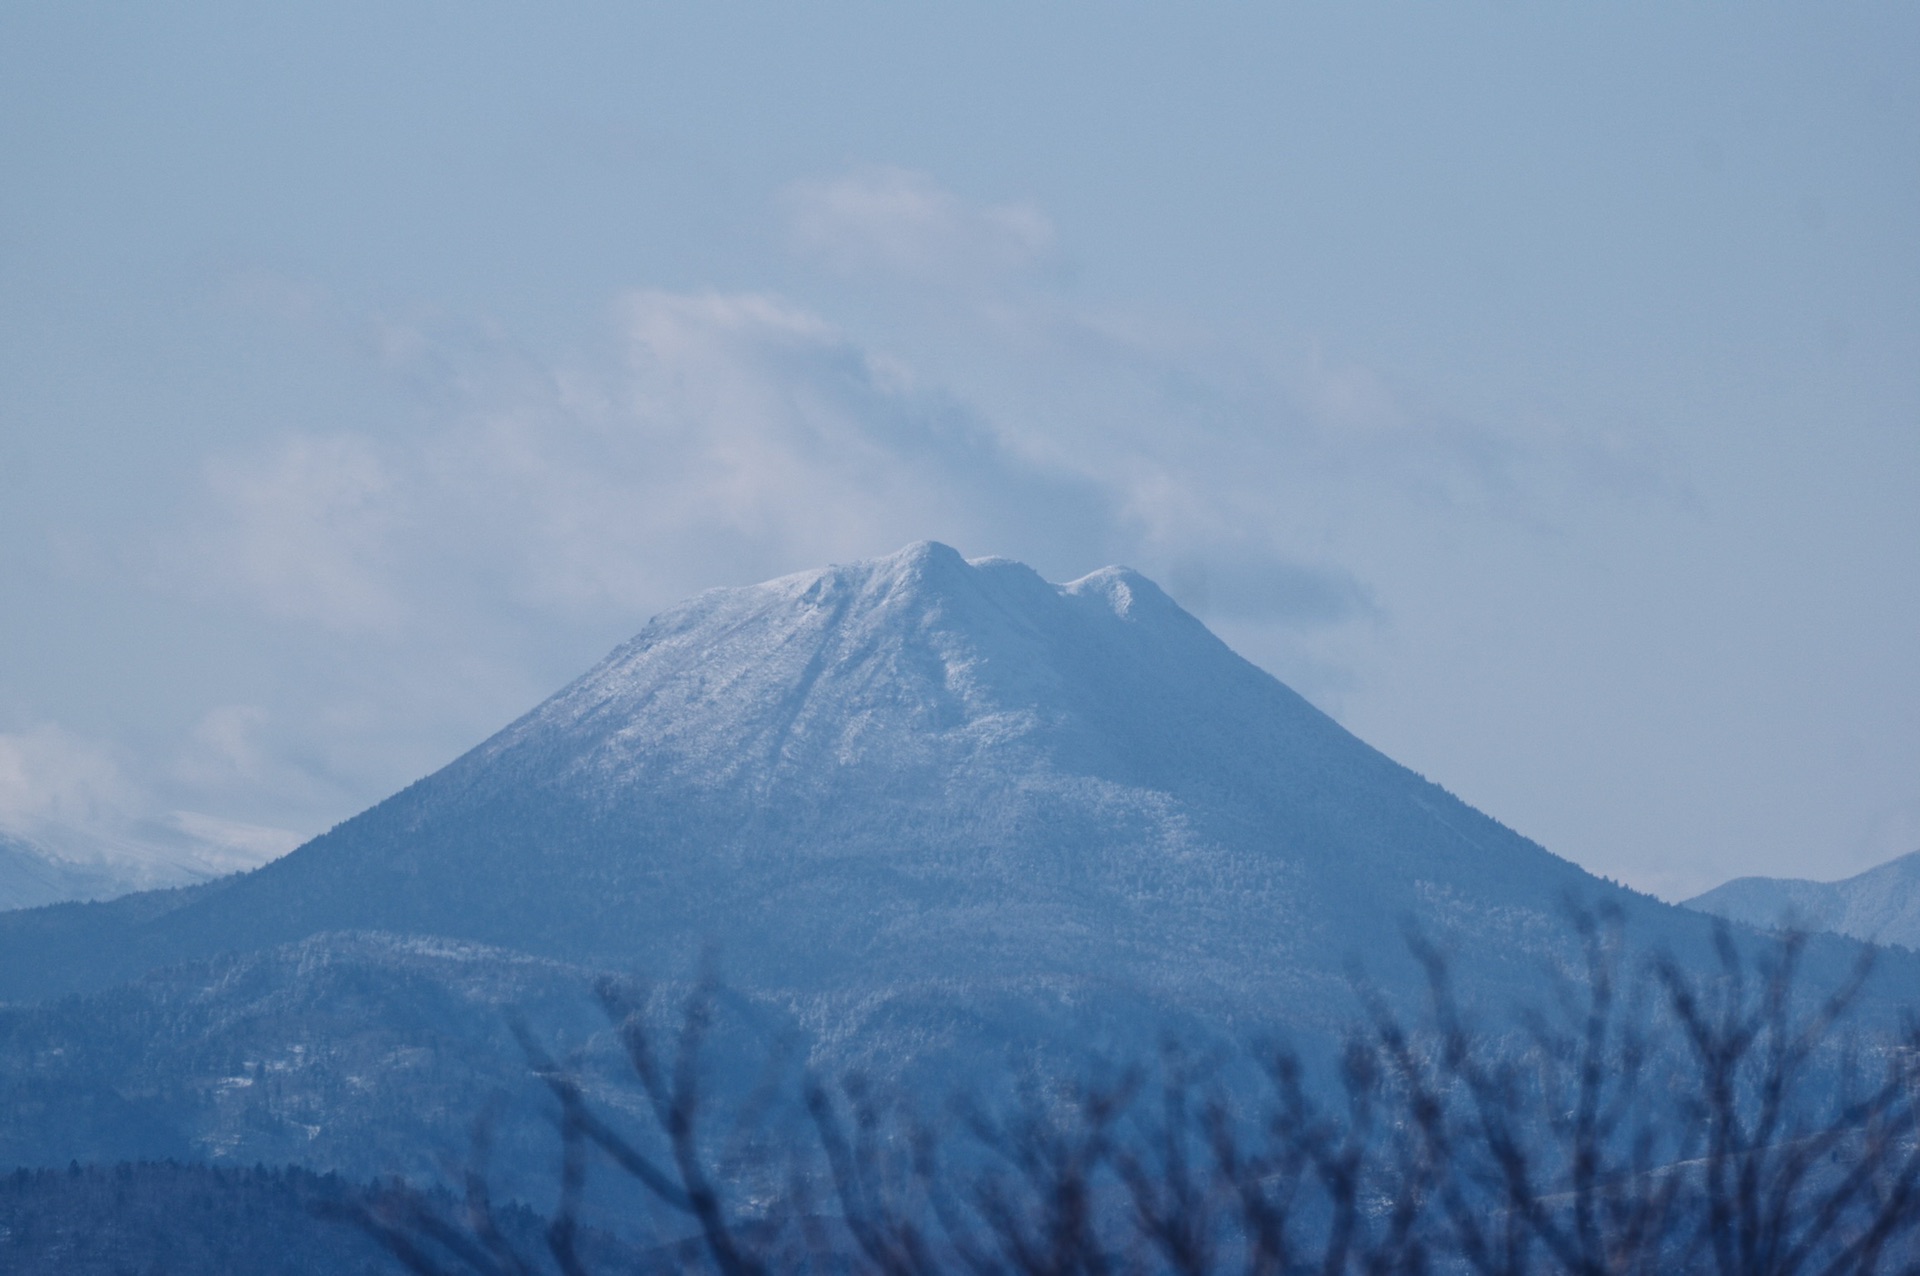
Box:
<box><xmin>1282</xmin><ymin>344</ymin><xmax>1682</xmax><ymax>528</ymax></box>
<box><xmin>0</xmin><ymin>721</ymin><xmax>296</xmax><ymax>881</ymax></box>
<box><xmin>782</xmin><ymin>168</ymin><xmax>1680</xmax><ymax>550</ymax></box>
<box><xmin>177</xmin><ymin>171</ymin><xmax>1673</xmax><ymax>665</ymax></box>
<box><xmin>194</xmin><ymin>432</ymin><xmax>411</xmax><ymax>634</ymax></box>
<box><xmin>177</xmin><ymin>289</ymin><xmax>1128</xmax><ymax>634</ymax></box>
<box><xmin>785</xmin><ymin>166</ymin><xmax>1057</xmax><ymax>289</ymax></box>
<box><xmin>178</xmin><ymin>277</ymin><xmax>1401</xmax><ymax>649</ymax></box>
<box><xmin>0</xmin><ymin>724</ymin><xmax>128</xmax><ymax>834</ymax></box>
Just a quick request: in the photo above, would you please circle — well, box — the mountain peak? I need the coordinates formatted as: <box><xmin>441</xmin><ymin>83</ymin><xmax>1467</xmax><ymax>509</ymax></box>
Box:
<box><xmin>0</xmin><ymin>542</ymin><xmax>1639</xmax><ymax>1018</ymax></box>
<box><xmin>796</xmin><ymin>539</ymin><xmax>971</xmax><ymax>603</ymax></box>
<box><xmin>502</xmin><ymin>545</ymin><xmax>1235</xmax><ymax>788</ymax></box>
<box><xmin>878</xmin><ymin>537</ymin><xmax>969</xmax><ymax>575</ymax></box>
<box><xmin>1062</xmin><ymin>563</ymin><xmax>1185</xmax><ymax>626</ymax></box>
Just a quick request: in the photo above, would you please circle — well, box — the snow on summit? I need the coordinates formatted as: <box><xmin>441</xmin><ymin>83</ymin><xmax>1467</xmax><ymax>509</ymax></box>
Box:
<box><xmin>488</xmin><ymin>541</ymin><xmax>1239</xmax><ymax>794</ymax></box>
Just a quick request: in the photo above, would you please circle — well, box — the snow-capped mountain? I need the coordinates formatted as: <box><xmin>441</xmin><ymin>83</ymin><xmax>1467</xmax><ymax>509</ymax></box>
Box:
<box><xmin>0</xmin><ymin>543</ymin><xmax>1901</xmax><ymax>1031</ymax></box>
<box><xmin>1687</xmin><ymin>849</ymin><xmax>1920</xmax><ymax>950</ymax></box>
<box><xmin>0</xmin><ymin>542</ymin><xmax>1909</xmax><ymax>1177</ymax></box>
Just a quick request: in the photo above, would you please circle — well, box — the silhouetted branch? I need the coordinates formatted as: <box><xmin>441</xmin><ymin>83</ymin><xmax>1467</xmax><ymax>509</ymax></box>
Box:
<box><xmin>348</xmin><ymin>919</ymin><xmax>1920</xmax><ymax>1274</ymax></box>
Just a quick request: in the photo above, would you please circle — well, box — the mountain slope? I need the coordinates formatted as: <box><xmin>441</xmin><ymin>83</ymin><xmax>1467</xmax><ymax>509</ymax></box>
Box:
<box><xmin>0</xmin><ymin>931</ymin><xmax>609</xmax><ymax>1184</ymax></box>
<box><xmin>1687</xmin><ymin>849</ymin><xmax>1920</xmax><ymax>949</ymax></box>
<box><xmin>0</xmin><ymin>544</ymin><xmax>1896</xmax><ymax>1036</ymax></box>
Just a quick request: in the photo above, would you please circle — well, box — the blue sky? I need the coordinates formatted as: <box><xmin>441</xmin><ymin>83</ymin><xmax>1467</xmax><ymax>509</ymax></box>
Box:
<box><xmin>2</xmin><ymin>3</ymin><xmax>1915</xmax><ymax>898</ymax></box>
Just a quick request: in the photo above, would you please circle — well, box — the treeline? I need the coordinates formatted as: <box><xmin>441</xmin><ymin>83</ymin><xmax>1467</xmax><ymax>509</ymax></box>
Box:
<box><xmin>353</xmin><ymin>915</ymin><xmax>1920</xmax><ymax>1275</ymax></box>
<box><xmin>0</xmin><ymin>1161</ymin><xmax>401</xmax><ymax>1275</ymax></box>
<box><xmin>0</xmin><ymin>1160</ymin><xmax>653</xmax><ymax>1276</ymax></box>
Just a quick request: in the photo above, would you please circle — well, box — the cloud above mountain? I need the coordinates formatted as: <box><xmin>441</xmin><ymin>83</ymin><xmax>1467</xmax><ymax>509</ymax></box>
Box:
<box><xmin>105</xmin><ymin>169</ymin><xmax>1684</xmax><ymax>874</ymax></box>
<box><xmin>180</xmin><ymin>287</ymin><xmax>1129</xmax><ymax>639</ymax></box>
<box><xmin>0</xmin><ymin>724</ymin><xmax>126</xmax><ymax>834</ymax></box>
<box><xmin>180</xmin><ymin>172</ymin><xmax>1644</xmax><ymax>657</ymax></box>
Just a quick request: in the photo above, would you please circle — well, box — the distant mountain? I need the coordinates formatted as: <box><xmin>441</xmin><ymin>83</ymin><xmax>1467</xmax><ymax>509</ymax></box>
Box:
<box><xmin>0</xmin><ymin>543</ymin><xmax>1909</xmax><ymax>1180</ymax></box>
<box><xmin>1687</xmin><ymin>849</ymin><xmax>1920</xmax><ymax>949</ymax></box>
<box><xmin>0</xmin><ymin>832</ymin><xmax>130</xmax><ymax>911</ymax></box>
<box><xmin>0</xmin><ymin>816</ymin><xmax>297</xmax><ymax>913</ymax></box>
